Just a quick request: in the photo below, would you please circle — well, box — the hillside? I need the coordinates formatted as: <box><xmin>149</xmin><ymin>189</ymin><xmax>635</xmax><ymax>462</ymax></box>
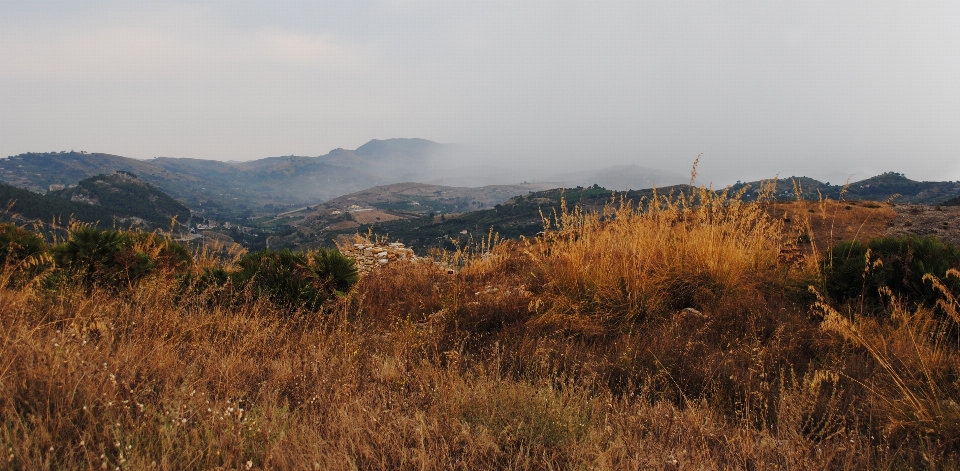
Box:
<box><xmin>0</xmin><ymin>140</ymin><xmax>486</xmax><ymax>222</ymax></box>
<box><xmin>941</xmin><ymin>194</ymin><xmax>960</xmax><ymax>206</ymax></box>
<box><xmin>305</xmin><ymin>180</ymin><xmax>960</xmax><ymax>253</ymax></box>
<box><xmin>0</xmin><ymin>182</ymin><xmax>117</xmax><ymax>229</ymax></box>
<box><xmin>1</xmin><ymin>140</ymin><xmax>690</xmax><ymax>223</ymax></box>
<box><xmin>261</xmin><ymin>181</ymin><xmax>557</xmax><ymax>249</ymax></box>
<box><xmin>5</xmin><ymin>184</ymin><xmax>960</xmax><ymax>468</ymax></box>
<box><xmin>270</xmin><ymin>185</ymin><xmax>693</xmax><ymax>250</ymax></box>
<box><xmin>0</xmin><ymin>171</ymin><xmax>190</xmax><ymax>232</ymax></box>
<box><xmin>49</xmin><ymin>172</ymin><xmax>191</xmax><ymax>227</ymax></box>
<box><xmin>733</xmin><ymin>172</ymin><xmax>960</xmax><ymax>204</ymax></box>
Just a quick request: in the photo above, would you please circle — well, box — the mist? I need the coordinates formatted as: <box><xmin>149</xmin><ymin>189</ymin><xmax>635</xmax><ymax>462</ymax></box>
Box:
<box><xmin>2</xmin><ymin>1</ymin><xmax>959</xmax><ymax>186</ymax></box>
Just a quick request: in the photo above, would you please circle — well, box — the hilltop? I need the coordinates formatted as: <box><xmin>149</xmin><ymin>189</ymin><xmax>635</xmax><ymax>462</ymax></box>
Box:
<box><xmin>733</xmin><ymin>172</ymin><xmax>960</xmax><ymax>204</ymax></box>
<box><xmin>0</xmin><ymin>172</ymin><xmax>190</xmax><ymax>232</ymax></box>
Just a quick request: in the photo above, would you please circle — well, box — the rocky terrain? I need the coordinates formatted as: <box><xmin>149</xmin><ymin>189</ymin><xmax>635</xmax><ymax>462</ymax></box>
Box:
<box><xmin>340</xmin><ymin>240</ymin><xmax>420</xmax><ymax>276</ymax></box>
<box><xmin>885</xmin><ymin>204</ymin><xmax>960</xmax><ymax>244</ymax></box>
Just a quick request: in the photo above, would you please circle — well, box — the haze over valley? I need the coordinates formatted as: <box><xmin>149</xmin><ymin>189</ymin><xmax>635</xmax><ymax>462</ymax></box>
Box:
<box><xmin>3</xmin><ymin>140</ymin><xmax>959</xmax><ymax>252</ymax></box>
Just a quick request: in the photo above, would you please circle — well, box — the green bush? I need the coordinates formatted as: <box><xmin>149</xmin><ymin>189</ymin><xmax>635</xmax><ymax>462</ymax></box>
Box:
<box><xmin>232</xmin><ymin>248</ymin><xmax>357</xmax><ymax>311</ymax></box>
<box><xmin>309</xmin><ymin>248</ymin><xmax>359</xmax><ymax>294</ymax></box>
<box><xmin>0</xmin><ymin>223</ymin><xmax>49</xmax><ymax>285</ymax></box>
<box><xmin>52</xmin><ymin>227</ymin><xmax>192</xmax><ymax>288</ymax></box>
<box><xmin>825</xmin><ymin>235</ymin><xmax>960</xmax><ymax>309</ymax></box>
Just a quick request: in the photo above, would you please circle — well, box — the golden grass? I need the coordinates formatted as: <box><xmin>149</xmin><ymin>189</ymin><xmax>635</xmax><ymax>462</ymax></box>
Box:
<box><xmin>527</xmin><ymin>183</ymin><xmax>792</xmax><ymax>335</ymax></box>
<box><xmin>2</xmin><ymin>186</ymin><xmax>959</xmax><ymax>469</ymax></box>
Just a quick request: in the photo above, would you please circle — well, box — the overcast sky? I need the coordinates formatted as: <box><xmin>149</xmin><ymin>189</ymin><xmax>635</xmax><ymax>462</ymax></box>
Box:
<box><xmin>1</xmin><ymin>1</ymin><xmax>958</xmax><ymax>184</ymax></box>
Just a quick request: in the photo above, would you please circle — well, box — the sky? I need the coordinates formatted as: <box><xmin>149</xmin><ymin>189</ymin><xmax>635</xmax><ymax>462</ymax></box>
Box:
<box><xmin>1</xmin><ymin>1</ymin><xmax>959</xmax><ymax>185</ymax></box>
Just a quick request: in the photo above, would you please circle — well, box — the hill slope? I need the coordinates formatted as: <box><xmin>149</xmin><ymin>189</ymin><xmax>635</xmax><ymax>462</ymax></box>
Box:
<box><xmin>260</xmin><ymin>181</ymin><xmax>557</xmax><ymax>249</ymax></box>
<box><xmin>299</xmin><ymin>176</ymin><xmax>960</xmax><ymax>252</ymax></box>
<box><xmin>1</xmin><ymin>172</ymin><xmax>189</xmax><ymax>231</ymax></box>
<box><xmin>49</xmin><ymin>172</ymin><xmax>191</xmax><ymax>227</ymax></box>
<box><xmin>733</xmin><ymin>172</ymin><xmax>960</xmax><ymax>204</ymax></box>
<box><xmin>0</xmin><ymin>140</ymin><xmax>482</xmax><ymax>221</ymax></box>
<box><xmin>0</xmin><ymin>182</ymin><xmax>117</xmax><ymax>228</ymax></box>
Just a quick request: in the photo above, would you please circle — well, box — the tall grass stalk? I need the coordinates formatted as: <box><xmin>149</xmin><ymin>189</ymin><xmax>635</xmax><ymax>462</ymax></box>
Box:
<box><xmin>528</xmin><ymin>181</ymin><xmax>791</xmax><ymax>334</ymax></box>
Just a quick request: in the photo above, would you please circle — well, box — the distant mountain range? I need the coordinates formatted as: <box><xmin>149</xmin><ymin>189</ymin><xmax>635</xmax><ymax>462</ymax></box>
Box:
<box><xmin>0</xmin><ymin>139</ymin><xmax>695</xmax><ymax>222</ymax></box>
<box><xmin>0</xmin><ymin>139</ymin><xmax>960</xmax><ymax>251</ymax></box>
<box><xmin>0</xmin><ymin>139</ymin><xmax>474</xmax><ymax>221</ymax></box>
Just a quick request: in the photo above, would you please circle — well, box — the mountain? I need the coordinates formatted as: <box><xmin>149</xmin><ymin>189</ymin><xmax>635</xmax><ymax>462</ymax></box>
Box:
<box><xmin>0</xmin><ymin>140</ymin><xmax>487</xmax><ymax>221</ymax></box>
<box><xmin>1</xmin><ymin>171</ymin><xmax>189</xmax><ymax>231</ymax></box>
<box><xmin>48</xmin><ymin>172</ymin><xmax>191</xmax><ymax>227</ymax></box>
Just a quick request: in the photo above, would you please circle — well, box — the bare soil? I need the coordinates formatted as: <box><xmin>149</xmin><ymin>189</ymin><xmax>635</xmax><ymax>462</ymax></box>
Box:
<box><xmin>350</xmin><ymin>209</ymin><xmax>403</xmax><ymax>225</ymax></box>
<box><xmin>771</xmin><ymin>200</ymin><xmax>960</xmax><ymax>246</ymax></box>
<box><xmin>885</xmin><ymin>204</ymin><xmax>960</xmax><ymax>245</ymax></box>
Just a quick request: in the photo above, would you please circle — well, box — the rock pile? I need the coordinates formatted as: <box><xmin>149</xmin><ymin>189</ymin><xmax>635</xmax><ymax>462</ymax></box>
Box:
<box><xmin>342</xmin><ymin>241</ymin><xmax>418</xmax><ymax>276</ymax></box>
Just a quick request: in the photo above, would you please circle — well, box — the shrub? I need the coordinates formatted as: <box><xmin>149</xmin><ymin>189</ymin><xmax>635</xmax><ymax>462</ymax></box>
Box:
<box><xmin>825</xmin><ymin>235</ymin><xmax>960</xmax><ymax>310</ymax></box>
<box><xmin>310</xmin><ymin>248</ymin><xmax>359</xmax><ymax>294</ymax></box>
<box><xmin>232</xmin><ymin>248</ymin><xmax>357</xmax><ymax>311</ymax></box>
<box><xmin>51</xmin><ymin>226</ymin><xmax>192</xmax><ymax>289</ymax></box>
<box><xmin>0</xmin><ymin>223</ymin><xmax>49</xmax><ymax>285</ymax></box>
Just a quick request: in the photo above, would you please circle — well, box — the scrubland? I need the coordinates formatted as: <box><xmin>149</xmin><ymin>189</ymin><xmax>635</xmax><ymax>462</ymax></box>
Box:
<box><xmin>2</xmin><ymin>183</ymin><xmax>959</xmax><ymax>470</ymax></box>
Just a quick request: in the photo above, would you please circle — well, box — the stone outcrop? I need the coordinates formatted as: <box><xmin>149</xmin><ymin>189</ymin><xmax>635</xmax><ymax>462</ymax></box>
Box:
<box><xmin>341</xmin><ymin>241</ymin><xmax>418</xmax><ymax>276</ymax></box>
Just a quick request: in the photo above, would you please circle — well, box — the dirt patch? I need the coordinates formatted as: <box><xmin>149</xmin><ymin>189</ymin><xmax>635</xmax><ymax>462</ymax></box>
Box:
<box><xmin>771</xmin><ymin>200</ymin><xmax>898</xmax><ymax>245</ymax></box>
<box><xmin>328</xmin><ymin>220</ymin><xmax>361</xmax><ymax>231</ymax></box>
<box><xmin>351</xmin><ymin>210</ymin><xmax>403</xmax><ymax>225</ymax></box>
<box><xmin>885</xmin><ymin>204</ymin><xmax>960</xmax><ymax>245</ymax></box>
<box><xmin>769</xmin><ymin>200</ymin><xmax>960</xmax><ymax>246</ymax></box>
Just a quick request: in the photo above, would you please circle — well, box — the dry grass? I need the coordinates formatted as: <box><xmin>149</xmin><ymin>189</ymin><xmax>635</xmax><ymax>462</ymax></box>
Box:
<box><xmin>2</xmin><ymin>185</ymin><xmax>960</xmax><ymax>469</ymax></box>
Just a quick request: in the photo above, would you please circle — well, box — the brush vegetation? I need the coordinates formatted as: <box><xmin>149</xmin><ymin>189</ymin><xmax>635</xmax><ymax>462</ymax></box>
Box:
<box><xmin>2</xmin><ymin>180</ymin><xmax>960</xmax><ymax>470</ymax></box>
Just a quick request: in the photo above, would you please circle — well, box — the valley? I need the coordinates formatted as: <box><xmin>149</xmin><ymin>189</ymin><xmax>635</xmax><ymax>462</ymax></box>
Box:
<box><xmin>3</xmin><ymin>145</ymin><xmax>960</xmax><ymax>254</ymax></box>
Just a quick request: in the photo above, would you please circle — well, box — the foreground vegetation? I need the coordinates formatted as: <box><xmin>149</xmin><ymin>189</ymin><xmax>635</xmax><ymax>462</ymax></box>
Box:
<box><xmin>2</xmin><ymin>183</ymin><xmax>960</xmax><ymax>469</ymax></box>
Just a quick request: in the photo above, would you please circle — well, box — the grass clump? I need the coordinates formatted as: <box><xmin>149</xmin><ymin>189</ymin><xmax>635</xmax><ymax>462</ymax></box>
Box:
<box><xmin>527</xmin><ymin>183</ymin><xmax>790</xmax><ymax>335</ymax></box>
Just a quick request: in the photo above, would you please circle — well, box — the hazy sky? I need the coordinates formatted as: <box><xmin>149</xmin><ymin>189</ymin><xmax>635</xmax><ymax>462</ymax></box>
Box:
<box><xmin>2</xmin><ymin>1</ymin><xmax>959</xmax><ymax>184</ymax></box>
